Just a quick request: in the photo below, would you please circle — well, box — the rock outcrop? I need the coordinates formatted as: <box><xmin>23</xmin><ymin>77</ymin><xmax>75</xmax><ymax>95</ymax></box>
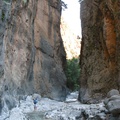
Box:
<box><xmin>79</xmin><ymin>0</ymin><xmax>120</xmax><ymax>103</ymax></box>
<box><xmin>0</xmin><ymin>0</ymin><xmax>67</xmax><ymax>102</ymax></box>
<box><xmin>102</xmin><ymin>89</ymin><xmax>120</xmax><ymax>120</ymax></box>
<box><xmin>105</xmin><ymin>89</ymin><xmax>120</xmax><ymax>115</ymax></box>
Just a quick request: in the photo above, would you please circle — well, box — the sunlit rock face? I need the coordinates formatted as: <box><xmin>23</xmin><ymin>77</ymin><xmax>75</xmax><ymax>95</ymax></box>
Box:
<box><xmin>79</xmin><ymin>0</ymin><xmax>120</xmax><ymax>103</ymax></box>
<box><xmin>2</xmin><ymin>0</ymin><xmax>67</xmax><ymax>101</ymax></box>
<box><xmin>60</xmin><ymin>18</ymin><xmax>81</xmax><ymax>59</ymax></box>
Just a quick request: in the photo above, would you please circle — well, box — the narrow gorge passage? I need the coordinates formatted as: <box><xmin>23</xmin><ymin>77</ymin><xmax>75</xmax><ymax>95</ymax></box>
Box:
<box><xmin>1</xmin><ymin>0</ymin><xmax>120</xmax><ymax>120</ymax></box>
<box><xmin>60</xmin><ymin>0</ymin><xmax>81</xmax><ymax>91</ymax></box>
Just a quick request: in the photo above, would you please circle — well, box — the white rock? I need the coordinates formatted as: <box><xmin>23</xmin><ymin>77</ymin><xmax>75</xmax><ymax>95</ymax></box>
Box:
<box><xmin>0</xmin><ymin>91</ymin><xmax>106</xmax><ymax>120</ymax></box>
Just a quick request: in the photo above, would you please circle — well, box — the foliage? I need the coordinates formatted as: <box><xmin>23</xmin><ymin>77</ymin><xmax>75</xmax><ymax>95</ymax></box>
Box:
<box><xmin>1</xmin><ymin>11</ymin><xmax>5</xmax><ymax>22</ymax></box>
<box><xmin>78</xmin><ymin>0</ymin><xmax>84</xmax><ymax>3</ymax></box>
<box><xmin>61</xmin><ymin>1</ymin><xmax>67</xmax><ymax>10</ymax></box>
<box><xmin>65</xmin><ymin>57</ymin><xmax>80</xmax><ymax>91</ymax></box>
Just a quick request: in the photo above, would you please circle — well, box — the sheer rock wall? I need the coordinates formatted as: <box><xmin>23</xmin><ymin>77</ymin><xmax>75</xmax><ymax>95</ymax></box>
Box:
<box><xmin>79</xmin><ymin>0</ymin><xmax>120</xmax><ymax>103</ymax></box>
<box><xmin>0</xmin><ymin>0</ymin><xmax>10</xmax><ymax>93</ymax></box>
<box><xmin>0</xmin><ymin>0</ymin><xmax>67</xmax><ymax>101</ymax></box>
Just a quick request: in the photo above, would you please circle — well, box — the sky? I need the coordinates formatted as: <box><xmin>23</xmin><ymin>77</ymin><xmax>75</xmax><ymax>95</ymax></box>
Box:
<box><xmin>61</xmin><ymin>0</ymin><xmax>81</xmax><ymax>37</ymax></box>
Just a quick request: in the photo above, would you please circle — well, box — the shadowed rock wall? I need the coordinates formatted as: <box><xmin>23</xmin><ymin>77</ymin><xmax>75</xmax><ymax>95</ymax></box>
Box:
<box><xmin>0</xmin><ymin>0</ymin><xmax>11</xmax><ymax>92</ymax></box>
<box><xmin>1</xmin><ymin>0</ymin><xmax>67</xmax><ymax>101</ymax></box>
<box><xmin>79</xmin><ymin>0</ymin><xmax>120</xmax><ymax>103</ymax></box>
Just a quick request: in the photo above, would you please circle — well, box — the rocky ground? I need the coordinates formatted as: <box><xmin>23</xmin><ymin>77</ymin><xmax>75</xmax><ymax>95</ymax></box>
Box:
<box><xmin>1</xmin><ymin>89</ymin><xmax>120</xmax><ymax>120</ymax></box>
<box><xmin>0</xmin><ymin>91</ymin><xmax>108</xmax><ymax>120</ymax></box>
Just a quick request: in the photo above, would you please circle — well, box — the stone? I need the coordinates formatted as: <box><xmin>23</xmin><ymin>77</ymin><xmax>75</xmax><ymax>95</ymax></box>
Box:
<box><xmin>3</xmin><ymin>94</ymin><xmax>17</xmax><ymax>110</ymax></box>
<box><xmin>0</xmin><ymin>91</ymin><xmax>108</xmax><ymax>120</ymax></box>
<box><xmin>107</xmin><ymin>99</ymin><xmax>120</xmax><ymax>115</ymax></box>
<box><xmin>109</xmin><ymin>95</ymin><xmax>120</xmax><ymax>101</ymax></box>
<box><xmin>39</xmin><ymin>36</ymin><xmax>54</xmax><ymax>57</ymax></box>
<box><xmin>78</xmin><ymin>88</ymin><xmax>91</xmax><ymax>104</ymax></box>
<box><xmin>104</xmin><ymin>95</ymin><xmax>120</xmax><ymax>106</ymax></box>
<box><xmin>107</xmin><ymin>89</ymin><xmax>120</xmax><ymax>98</ymax></box>
<box><xmin>106</xmin><ymin>114</ymin><xmax>120</xmax><ymax>120</ymax></box>
<box><xmin>0</xmin><ymin>94</ymin><xmax>17</xmax><ymax>113</ymax></box>
<box><xmin>104</xmin><ymin>90</ymin><xmax>120</xmax><ymax>116</ymax></box>
<box><xmin>104</xmin><ymin>98</ymin><xmax>109</xmax><ymax>106</ymax></box>
<box><xmin>95</xmin><ymin>113</ymin><xmax>106</xmax><ymax>120</ymax></box>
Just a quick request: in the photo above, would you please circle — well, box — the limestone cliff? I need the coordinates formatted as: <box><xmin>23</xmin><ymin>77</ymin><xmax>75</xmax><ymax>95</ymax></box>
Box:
<box><xmin>0</xmin><ymin>0</ymin><xmax>67</xmax><ymax>101</ymax></box>
<box><xmin>79</xmin><ymin>0</ymin><xmax>120</xmax><ymax>103</ymax></box>
<box><xmin>60</xmin><ymin>18</ymin><xmax>81</xmax><ymax>59</ymax></box>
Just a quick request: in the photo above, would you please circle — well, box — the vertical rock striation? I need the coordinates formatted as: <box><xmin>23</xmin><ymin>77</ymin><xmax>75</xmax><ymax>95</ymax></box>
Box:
<box><xmin>1</xmin><ymin>0</ymin><xmax>67</xmax><ymax>101</ymax></box>
<box><xmin>0</xmin><ymin>0</ymin><xmax>11</xmax><ymax>92</ymax></box>
<box><xmin>0</xmin><ymin>1</ymin><xmax>5</xmax><ymax>91</ymax></box>
<box><xmin>79</xmin><ymin>0</ymin><xmax>120</xmax><ymax>103</ymax></box>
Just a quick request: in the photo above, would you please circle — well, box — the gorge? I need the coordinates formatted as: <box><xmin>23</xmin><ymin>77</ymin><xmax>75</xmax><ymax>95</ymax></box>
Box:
<box><xmin>0</xmin><ymin>0</ymin><xmax>120</xmax><ymax>120</ymax></box>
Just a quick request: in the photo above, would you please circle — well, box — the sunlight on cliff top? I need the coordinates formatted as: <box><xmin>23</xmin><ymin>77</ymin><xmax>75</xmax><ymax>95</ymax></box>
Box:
<box><xmin>61</xmin><ymin>18</ymin><xmax>81</xmax><ymax>59</ymax></box>
<box><xmin>61</xmin><ymin>0</ymin><xmax>81</xmax><ymax>59</ymax></box>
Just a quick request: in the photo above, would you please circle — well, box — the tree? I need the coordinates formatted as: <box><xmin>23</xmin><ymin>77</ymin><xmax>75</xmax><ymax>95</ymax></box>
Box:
<box><xmin>65</xmin><ymin>58</ymin><xmax>80</xmax><ymax>91</ymax></box>
<box><xmin>61</xmin><ymin>1</ymin><xmax>67</xmax><ymax>10</ymax></box>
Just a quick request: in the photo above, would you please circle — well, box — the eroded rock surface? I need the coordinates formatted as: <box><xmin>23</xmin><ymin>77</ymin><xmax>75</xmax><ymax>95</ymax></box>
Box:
<box><xmin>79</xmin><ymin>0</ymin><xmax>120</xmax><ymax>103</ymax></box>
<box><xmin>104</xmin><ymin>89</ymin><xmax>120</xmax><ymax>117</ymax></box>
<box><xmin>0</xmin><ymin>0</ymin><xmax>67</xmax><ymax>102</ymax></box>
<box><xmin>0</xmin><ymin>0</ymin><xmax>11</xmax><ymax>90</ymax></box>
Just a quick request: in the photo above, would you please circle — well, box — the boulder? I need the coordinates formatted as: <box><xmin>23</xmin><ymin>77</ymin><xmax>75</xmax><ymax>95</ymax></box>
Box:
<box><xmin>104</xmin><ymin>95</ymin><xmax>120</xmax><ymax>105</ymax></box>
<box><xmin>107</xmin><ymin>89</ymin><xmax>120</xmax><ymax>98</ymax></box>
<box><xmin>109</xmin><ymin>95</ymin><xmax>120</xmax><ymax>101</ymax></box>
<box><xmin>107</xmin><ymin>99</ymin><xmax>120</xmax><ymax>115</ymax></box>
<box><xmin>88</xmin><ymin>113</ymin><xmax>106</xmax><ymax>120</ymax></box>
<box><xmin>105</xmin><ymin>90</ymin><xmax>120</xmax><ymax>115</ymax></box>
<box><xmin>3</xmin><ymin>94</ymin><xmax>17</xmax><ymax>110</ymax></box>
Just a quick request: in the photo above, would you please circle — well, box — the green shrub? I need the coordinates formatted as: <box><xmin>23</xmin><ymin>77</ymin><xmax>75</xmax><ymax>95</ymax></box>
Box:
<box><xmin>1</xmin><ymin>11</ymin><xmax>5</xmax><ymax>22</ymax></box>
<box><xmin>65</xmin><ymin>57</ymin><xmax>80</xmax><ymax>91</ymax></box>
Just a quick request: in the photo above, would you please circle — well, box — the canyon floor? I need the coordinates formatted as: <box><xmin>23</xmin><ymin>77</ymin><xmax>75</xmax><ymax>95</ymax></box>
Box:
<box><xmin>0</xmin><ymin>91</ymin><xmax>107</xmax><ymax>120</ymax></box>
